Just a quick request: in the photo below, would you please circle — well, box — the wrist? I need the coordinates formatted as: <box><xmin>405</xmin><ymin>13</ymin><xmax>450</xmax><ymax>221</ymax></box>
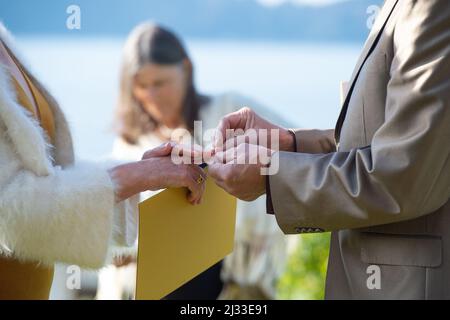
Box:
<box><xmin>140</xmin><ymin>158</ymin><xmax>162</xmax><ymax>191</ymax></box>
<box><xmin>109</xmin><ymin>161</ymin><xmax>147</xmax><ymax>202</ymax></box>
<box><xmin>279</xmin><ymin>128</ymin><xmax>296</xmax><ymax>152</ymax></box>
<box><xmin>108</xmin><ymin>165</ymin><xmax>127</xmax><ymax>203</ymax></box>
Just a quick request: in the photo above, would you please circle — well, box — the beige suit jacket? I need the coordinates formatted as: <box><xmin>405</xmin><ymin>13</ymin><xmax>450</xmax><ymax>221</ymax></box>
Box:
<box><xmin>268</xmin><ymin>0</ymin><xmax>450</xmax><ymax>299</ymax></box>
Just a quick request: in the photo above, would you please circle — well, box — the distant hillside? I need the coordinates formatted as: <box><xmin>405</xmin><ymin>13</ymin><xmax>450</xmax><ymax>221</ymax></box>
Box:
<box><xmin>1</xmin><ymin>0</ymin><xmax>384</xmax><ymax>42</ymax></box>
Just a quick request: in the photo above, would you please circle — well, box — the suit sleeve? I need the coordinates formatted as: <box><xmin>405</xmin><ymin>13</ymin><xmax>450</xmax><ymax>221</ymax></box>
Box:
<box><xmin>268</xmin><ymin>0</ymin><xmax>450</xmax><ymax>234</ymax></box>
<box><xmin>292</xmin><ymin>129</ymin><xmax>336</xmax><ymax>154</ymax></box>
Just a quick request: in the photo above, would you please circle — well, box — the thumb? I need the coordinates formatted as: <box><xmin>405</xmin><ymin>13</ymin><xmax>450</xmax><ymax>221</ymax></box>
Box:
<box><xmin>214</xmin><ymin>107</ymin><xmax>253</xmax><ymax>153</ymax></box>
<box><xmin>142</xmin><ymin>142</ymin><xmax>174</xmax><ymax>159</ymax></box>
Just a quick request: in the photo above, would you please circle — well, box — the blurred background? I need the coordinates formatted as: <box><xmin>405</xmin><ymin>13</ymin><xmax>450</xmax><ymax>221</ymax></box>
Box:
<box><xmin>1</xmin><ymin>0</ymin><xmax>383</xmax><ymax>300</ymax></box>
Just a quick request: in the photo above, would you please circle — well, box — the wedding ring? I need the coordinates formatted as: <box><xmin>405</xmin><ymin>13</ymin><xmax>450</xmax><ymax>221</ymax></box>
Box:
<box><xmin>196</xmin><ymin>175</ymin><xmax>205</xmax><ymax>185</ymax></box>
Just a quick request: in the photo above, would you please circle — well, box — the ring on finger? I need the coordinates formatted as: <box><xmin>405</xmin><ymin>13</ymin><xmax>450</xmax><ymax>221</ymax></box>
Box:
<box><xmin>196</xmin><ymin>175</ymin><xmax>205</xmax><ymax>185</ymax></box>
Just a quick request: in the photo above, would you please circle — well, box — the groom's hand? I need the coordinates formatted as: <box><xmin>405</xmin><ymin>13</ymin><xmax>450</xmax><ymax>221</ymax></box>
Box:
<box><xmin>214</xmin><ymin>107</ymin><xmax>295</xmax><ymax>153</ymax></box>
<box><xmin>208</xmin><ymin>143</ymin><xmax>274</xmax><ymax>201</ymax></box>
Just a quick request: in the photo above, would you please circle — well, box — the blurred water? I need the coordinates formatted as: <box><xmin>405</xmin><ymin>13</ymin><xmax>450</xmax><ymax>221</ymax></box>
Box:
<box><xmin>16</xmin><ymin>37</ymin><xmax>362</xmax><ymax>160</ymax></box>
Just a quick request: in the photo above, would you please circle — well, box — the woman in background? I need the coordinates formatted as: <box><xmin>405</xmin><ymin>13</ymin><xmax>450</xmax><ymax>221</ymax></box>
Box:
<box><xmin>97</xmin><ymin>23</ymin><xmax>288</xmax><ymax>300</ymax></box>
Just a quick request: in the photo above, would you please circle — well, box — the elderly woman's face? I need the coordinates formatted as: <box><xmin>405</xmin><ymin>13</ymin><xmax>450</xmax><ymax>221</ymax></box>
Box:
<box><xmin>133</xmin><ymin>62</ymin><xmax>187</xmax><ymax>128</ymax></box>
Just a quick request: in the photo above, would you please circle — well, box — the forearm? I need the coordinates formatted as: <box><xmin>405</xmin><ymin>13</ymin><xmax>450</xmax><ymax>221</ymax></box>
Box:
<box><xmin>108</xmin><ymin>161</ymin><xmax>146</xmax><ymax>203</ymax></box>
<box><xmin>108</xmin><ymin>159</ymin><xmax>162</xmax><ymax>203</ymax></box>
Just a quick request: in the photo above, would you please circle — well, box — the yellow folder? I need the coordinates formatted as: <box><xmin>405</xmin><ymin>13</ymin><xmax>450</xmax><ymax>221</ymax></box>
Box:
<box><xmin>135</xmin><ymin>177</ymin><xmax>237</xmax><ymax>300</ymax></box>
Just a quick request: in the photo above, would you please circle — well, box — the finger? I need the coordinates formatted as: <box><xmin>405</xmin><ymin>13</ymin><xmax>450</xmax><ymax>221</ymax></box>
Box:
<box><xmin>190</xmin><ymin>164</ymin><xmax>208</xmax><ymax>182</ymax></box>
<box><xmin>214</xmin><ymin>107</ymin><xmax>251</xmax><ymax>153</ymax></box>
<box><xmin>142</xmin><ymin>142</ymin><xmax>174</xmax><ymax>160</ymax></box>
<box><xmin>214</xmin><ymin>147</ymin><xmax>237</xmax><ymax>164</ymax></box>
<box><xmin>224</xmin><ymin>143</ymin><xmax>273</xmax><ymax>166</ymax></box>
<box><xmin>217</xmin><ymin>142</ymin><xmax>254</xmax><ymax>164</ymax></box>
<box><xmin>173</xmin><ymin>143</ymin><xmax>204</xmax><ymax>163</ymax></box>
<box><xmin>185</xmin><ymin>177</ymin><xmax>200</xmax><ymax>205</ymax></box>
<box><xmin>190</xmin><ymin>175</ymin><xmax>206</xmax><ymax>205</ymax></box>
<box><xmin>185</xmin><ymin>167</ymin><xmax>207</xmax><ymax>204</ymax></box>
<box><xmin>196</xmin><ymin>180</ymin><xmax>206</xmax><ymax>205</ymax></box>
<box><xmin>202</xmin><ymin>148</ymin><xmax>215</xmax><ymax>164</ymax></box>
<box><xmin>222</xmin><ymin>131</ymin><xmax>260</xmax><ymax>152</ymax></box>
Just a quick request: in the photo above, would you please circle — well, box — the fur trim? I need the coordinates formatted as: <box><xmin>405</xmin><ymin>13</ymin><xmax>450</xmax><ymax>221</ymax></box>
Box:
<box><xmin>0</xmin><ymin>65</ymin><xmax>54</xmax><ymax>176</ymax></box>
<box><xmin>0</xmin><ymin>160</ymin><xmax>116</xmax><ymax>269</ymax></box>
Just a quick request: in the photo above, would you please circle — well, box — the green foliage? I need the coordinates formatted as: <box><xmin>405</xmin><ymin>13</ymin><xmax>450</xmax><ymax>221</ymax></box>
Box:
<box><xmin>277</xmin><ymin>233</ymin><xmax>331</xmax><ymax>300</ymax></box>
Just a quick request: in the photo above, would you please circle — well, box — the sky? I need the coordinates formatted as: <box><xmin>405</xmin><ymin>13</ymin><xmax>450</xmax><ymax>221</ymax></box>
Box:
<box><xmin>257</xmin><ymin>0</ymin><xmax>349</xmax><ymax>7</ymax></box>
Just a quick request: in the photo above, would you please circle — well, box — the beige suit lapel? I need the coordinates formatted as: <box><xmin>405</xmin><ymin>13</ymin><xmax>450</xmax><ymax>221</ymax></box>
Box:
<box><xmin>334</xmin><ymin>0</ymin><xmax>398</xmax><ymax>144</ymax></box>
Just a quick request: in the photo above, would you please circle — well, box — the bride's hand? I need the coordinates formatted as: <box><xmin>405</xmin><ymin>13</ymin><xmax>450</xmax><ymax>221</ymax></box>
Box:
<box><xmin>143</xmin><ymin>143</ymin><xmax>208</xmax><ymax>205</ymax></box>
<box><xmin>108</xmin><ymin>143</ymin><xmax>207</xmax><ymax>205</ymax></box>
